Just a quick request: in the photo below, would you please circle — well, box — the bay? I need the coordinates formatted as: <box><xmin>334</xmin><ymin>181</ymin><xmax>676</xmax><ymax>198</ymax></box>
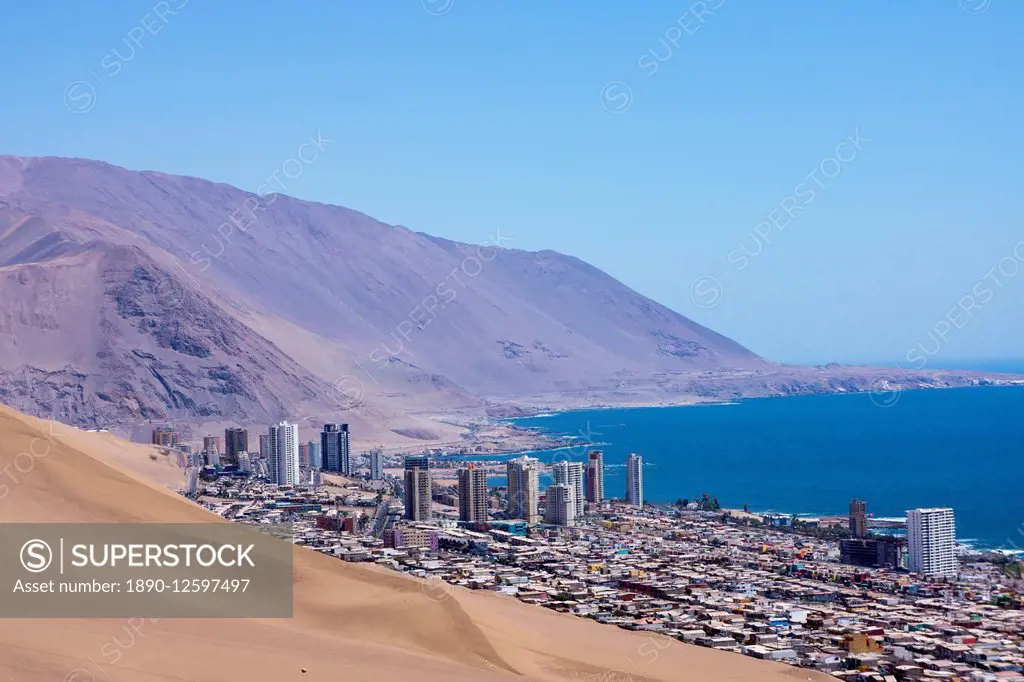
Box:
<box><xmin>507</xmin><ymin>386</ymin><xmax>1024</xmax><ymax>551</ymax></box>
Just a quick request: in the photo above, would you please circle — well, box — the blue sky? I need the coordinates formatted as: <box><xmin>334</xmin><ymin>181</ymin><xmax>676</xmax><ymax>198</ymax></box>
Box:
<box><xmin>1</xmin><ymin>1</ymin><xmax>1022</xmax><ymax>366</ymax></box>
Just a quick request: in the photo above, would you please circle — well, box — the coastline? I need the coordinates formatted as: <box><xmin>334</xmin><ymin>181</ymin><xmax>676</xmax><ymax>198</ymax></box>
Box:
<box><xmin>718</xmin><ymin>507</ymin><xmax>1020</xmax><ymax>555</ymax></box>
<box><xmin>493</xmin><ymin>386</ymin><xmax>1024</xmax><ymax>554</ymax></box>
<box><xmin>495</xmin><ymin>380</ymin><xmax>1024</xmax><ymax>422</ymax></box>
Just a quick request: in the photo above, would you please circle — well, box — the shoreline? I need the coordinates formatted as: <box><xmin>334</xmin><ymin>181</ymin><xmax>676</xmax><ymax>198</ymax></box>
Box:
<box><xmin>488</xmin><ymin>387</ymin><xmax>1024</xmax><ymax>554</ymax></box>
<box><xmin>495</xmin><ymin>381</ymin><xmax>1024</xmax><ymax>422</ymax></box>
<box><xmin>718</xmin><ymin>507</ymin><xmax>1021</xmax><ymax>555</ymax></box>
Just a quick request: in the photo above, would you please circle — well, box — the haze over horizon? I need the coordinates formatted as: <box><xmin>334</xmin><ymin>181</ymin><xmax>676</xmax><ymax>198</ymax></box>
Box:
<box><xmin>2</xmin><ymin>1</ymin><xmax>1022</xmax><ymax>366</ymax></box>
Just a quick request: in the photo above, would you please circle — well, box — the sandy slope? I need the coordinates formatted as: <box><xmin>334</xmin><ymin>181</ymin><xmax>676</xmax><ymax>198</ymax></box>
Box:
<box><xmin>0</xmin><ymin>405</ymin><xmax>827</xmax><ymax>682</ymax></box>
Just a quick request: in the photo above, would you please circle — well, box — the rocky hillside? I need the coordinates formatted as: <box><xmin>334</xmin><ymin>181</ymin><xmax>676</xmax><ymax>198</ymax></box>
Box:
<box><xmin>0</xmin><ymin>154</ymin><xmax>769</xmax><ymax>435</ymax></box>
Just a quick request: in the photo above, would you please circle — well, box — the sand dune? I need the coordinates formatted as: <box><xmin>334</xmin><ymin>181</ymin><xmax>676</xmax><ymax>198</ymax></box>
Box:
<box><xmin>0</xmin><ymin>405</ymin><xmax>827</xmax><ymax>682</ymax></box>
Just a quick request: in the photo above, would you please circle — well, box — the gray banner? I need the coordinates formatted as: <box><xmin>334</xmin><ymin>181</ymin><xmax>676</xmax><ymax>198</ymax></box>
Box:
<box><xmin>0</xmin><ymin>524</ymin><xmax>293</xmax><ymax>617</ymax></box>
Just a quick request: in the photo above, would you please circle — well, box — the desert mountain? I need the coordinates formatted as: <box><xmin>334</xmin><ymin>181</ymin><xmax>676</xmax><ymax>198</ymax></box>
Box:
<box><xmin>0</xmin><ymin>154</ymin><xmax>767</xmax><ymax>436</ymax></box>
<box><xmin>0</xmin><ymin>403</ymin><xmax>829</xmax><ymax>682</ymax></box>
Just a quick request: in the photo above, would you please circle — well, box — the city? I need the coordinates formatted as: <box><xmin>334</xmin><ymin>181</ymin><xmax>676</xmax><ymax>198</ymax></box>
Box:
<box><xmin>159</xmin><ymin>421</ymin><xmax>1024</xmax><ymax>682</ymax></box>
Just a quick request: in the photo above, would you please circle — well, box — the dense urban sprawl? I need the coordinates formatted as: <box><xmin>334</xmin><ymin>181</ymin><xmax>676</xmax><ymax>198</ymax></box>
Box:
<box><xmin>161</xmin><ymin>423</ymin><xmax>1024</xmax><ymax>682</ymax></box>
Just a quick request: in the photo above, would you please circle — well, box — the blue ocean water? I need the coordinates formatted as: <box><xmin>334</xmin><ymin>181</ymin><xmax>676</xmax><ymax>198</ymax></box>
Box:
<box><xmin>506</xmin><ymin>387</ymin><xmax>1024</xmax><ymax>551</ymax></box>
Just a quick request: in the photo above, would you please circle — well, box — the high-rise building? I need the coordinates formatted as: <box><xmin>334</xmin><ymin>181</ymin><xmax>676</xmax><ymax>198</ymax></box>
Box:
<box><xmin>259</xmin><ymin>434</ymin><xmax>271</xmax><ymax>459</ymax></box>
<box><xmin>553</xmin><ymin>460</ymin><xmax>584</xmax><ymax>518</ymax></box>
<box><xmin>321</xmin><ymin>423</ymin><xmax>351</xmax><ymax>474</ymax></box>
<box><xmin>849</xmin><ymin>499</ymin><xmax>868</xmax><ymax>538</ymax></box>
<box><xmin>907</xmin><ymin>507</ymin><xmax>957</xmax><ymax>578</ymax></box>
<box><xmin>151</xmin><ymin>426</ymin><xmax>177</xmax><ymax>447</ymax></box>
<box><xmin>298</xmin><ymin>442</ymin><xmax>310</xmax><ymax>468</ymax></box>
<box><xmin>224</xmin><ymin>428</ymin><xmax>248</xmax><ymax>466</ymax></box>
<box><xmin>544</xmin><ymin>483</ymin><xmax>575</xmax><ymax>526</ymax></box>
<box><xmin>369</xmin><ymin>449</ymin><xmax>384</xmax><ymax>480</ymax></box>
<box><xmin>267</xmin><ymin>421</ymin><xmax>300</xmax><ymax>486</ymax></box>
<box><xmin>625</xmin><ymin>453</ymin><xmax>643</xmax><ymax>507</ymax></box>
<box><xmin>321</xmin><ymin>424</ymin><xmax>338</xmax><ymax>472</ymax></box>
<box><xmin>404</xmin><ymin>454</ymin><xmax>429</xmax><ymax>470</ymax></box>
<box><xmin>458</xmin><ymin>464</ymin><xmax>489</xmax><ymax>524</ymax></box>
<box><xmin>403</xmin><ymin>455</ymin><xmax>432</xmax><ymax>521</ymax></box>
<box><xmin>307</xmin><ymin>441</ymin><xmax>322</xmax><ymax>470</ymax></box>
<box><xmin>202</xmin><ymin>435</ymin><xmax>222</xmax><ymax>458</ymax></box>
<box><xmin>506</xmin><ymin>456</ymin><xmax>540</xmax><ymax>524</ymax></box>
<box><xmin>585</xmin><ymin>450</ymin><xmax>605</xmax><ymax>503</ymax></box>
<box><xmin>339</xmin><ymin>424</ymin><xmax>350</xmax><ymax>474</ymax></box>
<box><xmin>840</xmin><ymin>536</ymin><xmax>906</xmax><ymax>569</ymax></box>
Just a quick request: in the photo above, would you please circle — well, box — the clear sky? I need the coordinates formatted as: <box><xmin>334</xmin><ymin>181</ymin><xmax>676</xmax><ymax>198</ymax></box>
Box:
<box><xmin>1</xmin><ymin>1</ymin><xmax>1022</xmax><ymax>366</ymax></box>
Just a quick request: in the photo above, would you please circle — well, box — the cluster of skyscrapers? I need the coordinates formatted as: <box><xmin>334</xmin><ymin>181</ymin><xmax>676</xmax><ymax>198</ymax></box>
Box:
<box><xmin>165</xmin><ymin>416</ymin><xmax>960</xmax><ymax>581</ymax></box>
<box><xmin>260</xmin><ymin>421</ymin><xmax>353</xmax><ymax>484</ymax></box>
<box><xmin>155</xmin><ymin>425</ymin><xmax>246</xmax><ymax>469</ymax></box>
<box><xmin>253</xmin><ymin>421</ymin><xmax>351</xmax><ymax>485</ymax></box>
<box><xmin>536</xmin><ymin>450</ymin><xmax>644</xmax><ymax>526</ymax></box>
<box><xmin>408</xmin><ymin>450</ymin><xmax>646</xmax><ymax>528</ymax></box>
<box><xmin>402</xmin><ymin>453</ymin><xmax>956</xmax><ymax>579</ymax></box>
<box><xmin>841</xmin><ymin>498</ymin><xmax>958</xmax><ymax>578</ymax></box>
<box><xmin>156</xmin><ymin>420</ymin><xmax>368</xmax><ymax>487</ymax></box>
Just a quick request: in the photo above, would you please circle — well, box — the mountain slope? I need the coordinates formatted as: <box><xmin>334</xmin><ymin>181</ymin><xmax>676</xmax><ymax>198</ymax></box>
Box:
<box><xmin>0</xmin><ymin>403</ymin><xmax>827</xmax><ymax>682</ymax></box>
<box><xmin>0</xmin><ymin>242</ymin><xmax>333</xmax><ymax>426</ymax></box>
<box><xmin>0</xmin><ymin>154</ymin><xmax>767</xmax><ymax>431</ymax></box>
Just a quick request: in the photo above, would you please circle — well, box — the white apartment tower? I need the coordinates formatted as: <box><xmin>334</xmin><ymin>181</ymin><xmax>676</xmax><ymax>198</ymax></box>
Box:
<box><xmin>369</xmin><ymin>449</ymin><xmax>384</xmax><ymax>481</ymax></box>
<box><xmin>506</xmin><ymin>456</ymin><xmax>540</xmax><ymax>524</ymax></box>
<box><xmin>907</xmin><ymin>507</ymin><xmax>957</xmax><ymax>578</ymax></box>
<box><xmin>625</xmin><ymin>452</ymin><xmax>643</xmax><ymax>507</ymax></box>
<box><xmin>544</xmin><ymin>483</ymin><xmax>576</xmax><ymax>526</ymax></box>
<box><xmin>268</xmin><ymin>421</ymin><xmax>300</xmax><ymax>486</ymax></box>
<box><xmin>552</xmin><ymin>460</ymin><xmax>585</xmax><ymax>518</ymax></box>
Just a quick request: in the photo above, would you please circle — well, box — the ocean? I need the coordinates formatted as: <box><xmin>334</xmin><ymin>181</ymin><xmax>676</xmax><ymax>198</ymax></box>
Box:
<box><xmin>502</xmin><ymin>386</ymin><xmax>1024</xmax><ymax>551</ymax></box>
